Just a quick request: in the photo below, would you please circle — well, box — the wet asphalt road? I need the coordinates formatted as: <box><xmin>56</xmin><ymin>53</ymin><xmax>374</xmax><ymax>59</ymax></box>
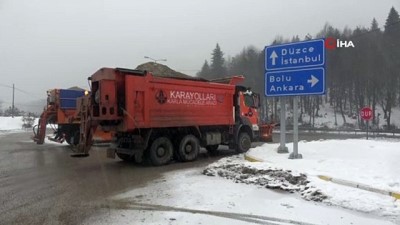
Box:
<box><xmin>0</xmin><ymin>131</ymin><xmax>364</xmax><ymax>225</ymax></box>
<box><xmin>0</xmin><ymin>132</ymin><xmax>239</xmax><ymax>225</ymax></box>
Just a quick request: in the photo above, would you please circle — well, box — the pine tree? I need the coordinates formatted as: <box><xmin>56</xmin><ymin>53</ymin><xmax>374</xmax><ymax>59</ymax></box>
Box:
<box><xmin>197</xmin><ymin>60</ymin><xmax>211</xmax><ymax>78</ymax></box>
<box><xmin>368</xmin><ymin>18</ymin><xmax>383</xmax><ymax>126</ymax></box>
<box><xmin>371</xmin><ymin>18</ymin><xmax>379</xmax><ymax>31</ymax></box>
<box><xmin>384</xmin><ymin>7</ymin><xmax>400</xmax><ymax>35</ymax></box>
<box><xmin>380</xmin><ymin>7</ymin><xmax>400</xmax><ymax>129</ymax></box>
<box><xmin>384</xmin><ymin>7</ymin><xmax>400</xmax><ymax>59</ymax></box>
<box><xmin>291</xmin><ymin>35</ymin><xmax>300</xmax><ymax>42</ymax></box>
<box><xmin>210</xmin><ymin>43</ymin><xmax>227</xmax><ymax>77</ymax></box>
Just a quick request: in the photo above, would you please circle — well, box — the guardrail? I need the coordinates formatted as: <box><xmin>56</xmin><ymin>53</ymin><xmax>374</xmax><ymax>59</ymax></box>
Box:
<box><xmin>275</xmin><ymin>126</ymin><xmax>400</xmax><ymax>138</ymax></box>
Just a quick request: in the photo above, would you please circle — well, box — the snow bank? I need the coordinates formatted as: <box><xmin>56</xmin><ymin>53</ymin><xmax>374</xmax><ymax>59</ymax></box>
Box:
<box><xmin>248</xmin><ymin>139</ymin><xmax>400</xmax><ymax>192</ymax></box>
<box><xmin>0</xmin><ymin>116</ymin><xmax>40</xmax><ymax>137</ymax></box>
<box><xmin>0</xmin><ymin>116</ymin><xmax>25</xmax><ymax>131</ymax></box>
<box><xmin>206</xmin><ymin>139</ymin><xmax>400</xmax><ymax>222</ymax></box>
<box><xmin>203</xmin><ymin>157</ymin><xmax>328</xmax><ymax>201</ymax></box>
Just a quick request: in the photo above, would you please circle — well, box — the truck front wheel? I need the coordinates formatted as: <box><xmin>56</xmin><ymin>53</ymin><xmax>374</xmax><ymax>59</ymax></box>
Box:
<box><xmin>236</xmin><ymin>132</ymin><xmax>251</xmax><ymax>153</ymax></box>
<box><xmin>149</xmin><ymin>137</ymin><xmax>173</xmax><ymax>166</ymax></box>
<box><xmin>177</xmin><ymin>135</ymin><xmax>199</xmax><ymax>162</ymax></box>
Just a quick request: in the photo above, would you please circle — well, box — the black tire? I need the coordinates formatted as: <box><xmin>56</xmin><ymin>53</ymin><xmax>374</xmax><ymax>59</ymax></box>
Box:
<box><xmin>65</xmin><ymin>133</ymin><xmax>71</xmax><ymax>145</ymax></box>
<box><xmin>66</xmin><ymin>130</ymin><xmax>80</xmax><ymax>146</ymax></box>
<box><xmin>72</xmin><ymin>131</ymin><xmax>80</xmax><ymax>146</ymax></box>
<box><xmin>206</xmin><ymin>145</ymin><xmax>219</xmax><ymax>154</ymax></box>
<box><xmin>177</xmin><ymin>135</ymin><xmax>200</xmax><ymax>162</ymax></box>
<box><xmin>149</xmin><ymin>137</ymin><xmax>173</xmax><ymax>166</ymax></box>
<box><xmin>236</xmin><ymin>132</ymin><xmax>251</xmax><ymax>153</ymax></box>
<box><xmin>117</xmin><ymin>153</ymin><xmax>135</xmax><ymax>162</ymax></box>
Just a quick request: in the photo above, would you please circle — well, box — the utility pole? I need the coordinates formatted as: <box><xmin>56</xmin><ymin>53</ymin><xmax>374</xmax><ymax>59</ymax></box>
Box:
<box><xmin>12</xmin><ymin>83</ymin><xmax>15</xmax><ymax>118</ymax></box>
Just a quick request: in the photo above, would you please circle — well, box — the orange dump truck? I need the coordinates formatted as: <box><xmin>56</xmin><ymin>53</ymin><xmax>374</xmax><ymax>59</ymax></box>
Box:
<box><xmin>76</xmin><ymin>68</ymin><xmax>274</xmax><ymax>165</ymax></box>
<box><xmin>33</xmin><ymin>88</ymin><xmax>111</xmax><ymax>146</ymax></box>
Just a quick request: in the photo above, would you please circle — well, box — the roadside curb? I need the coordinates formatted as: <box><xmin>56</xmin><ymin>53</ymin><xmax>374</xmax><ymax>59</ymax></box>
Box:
<box><xmin>244</xmin><ymin>153</ymin><xmax>264</xmax><ymax>162</ymax></box>
<box><xmin>318</xmin><ymin>175</ymin><xmax>400</xmax><ymax>200</ymax></box>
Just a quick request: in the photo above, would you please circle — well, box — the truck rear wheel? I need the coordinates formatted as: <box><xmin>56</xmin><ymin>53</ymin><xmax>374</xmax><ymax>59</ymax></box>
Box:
<box><xmin>65</xmin><ymin>130</ymin><xmax>79</xmax><ymax>146</ymax></box>
<box><xmin>177</xmin><ymin>135</ymin><xmax>199</xmax><ymax>162</ymax></box>
<box><xmin>149</xmin><ymin>137</ymin><xmax>173</xmax><ymax>166</ymax></box>
<box><xmin>236</xmin><ymin>132</ymin><xmax>251</xmax><ymax>153</ymax></box>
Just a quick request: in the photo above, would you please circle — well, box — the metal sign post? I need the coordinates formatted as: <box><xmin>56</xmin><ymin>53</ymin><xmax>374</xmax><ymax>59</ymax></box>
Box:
<box><xmin>289</xmin><ymin>96</ymin><xmax>302</xmax><ymax>159</ymax></box>
<box><xmin>360</xmin><ymin>107</ymin><xmax>373</xmax><ymax>140</ymax></box>
<box><xmin>278</xmin><ymin>97</ymin><xmax>288</xmax><ymax>153</ymax></box>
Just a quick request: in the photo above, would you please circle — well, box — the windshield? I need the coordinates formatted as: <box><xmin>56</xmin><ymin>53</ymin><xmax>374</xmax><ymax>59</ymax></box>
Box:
<box><xmin>243</xmin><ymin>94</ymin><xmax>255</xmax><ymax>108</ymax></box>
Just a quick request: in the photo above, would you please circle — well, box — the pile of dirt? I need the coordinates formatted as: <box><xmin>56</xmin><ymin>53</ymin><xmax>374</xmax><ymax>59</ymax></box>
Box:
<box><xmin>67</xmin><ymin>86</ymin><xmax>85</xmax><ymax>91</ymax></box>
<box><xmin>203</xmin><ymin>160</ymin><xmax>328</xmax><ymax>202</ymax></box>
<box><xmin>136</xmin><ymin>62</ymin><xmax>203</xmax><ymax>80</ymax></box>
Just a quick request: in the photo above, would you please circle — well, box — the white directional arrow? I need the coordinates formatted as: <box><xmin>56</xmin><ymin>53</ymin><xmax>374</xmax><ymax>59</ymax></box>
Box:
<box><xmin>307</xmin><ymin>75</ymin><xmax>319</xmax><ymax>87</ymax></box>
<box><xmin>269</xmin><ymin>51</ymin><xmax>278</xmax><ymax>65</ymax></box>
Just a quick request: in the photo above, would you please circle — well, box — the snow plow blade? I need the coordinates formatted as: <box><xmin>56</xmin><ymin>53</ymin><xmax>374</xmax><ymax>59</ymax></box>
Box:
<box><xmin>259</xmin><ymin>124</ymin><xmax>276</xmax><ymax>142</ymax></box>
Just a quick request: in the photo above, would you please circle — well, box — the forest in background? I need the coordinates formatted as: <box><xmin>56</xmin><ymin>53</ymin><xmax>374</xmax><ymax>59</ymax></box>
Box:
<box><xmin>197</xmin><ymin>7</ymin><xmax>400</xmax><ymax>130</ymax></box>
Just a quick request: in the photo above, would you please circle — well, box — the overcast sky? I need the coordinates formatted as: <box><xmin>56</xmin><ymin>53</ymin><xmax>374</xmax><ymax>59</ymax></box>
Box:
<box><xmin>0</xmin><ymin>0</ymin><xmax>399</xmax><ymax>107</ymax></box>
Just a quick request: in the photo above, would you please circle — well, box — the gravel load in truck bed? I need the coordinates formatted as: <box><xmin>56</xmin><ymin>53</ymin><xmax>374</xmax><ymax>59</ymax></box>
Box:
<box><xmin>136</xmin><ymin>62</ymin><xmax>206</xmax><ymax>81</ymax></box>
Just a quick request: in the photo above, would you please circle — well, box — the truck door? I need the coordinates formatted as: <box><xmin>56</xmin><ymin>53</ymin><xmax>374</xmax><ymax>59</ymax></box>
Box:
<box><xmin>238</xmin><ymin>91</ymin><xmax>259</xmax><ymax>131</ymax></box>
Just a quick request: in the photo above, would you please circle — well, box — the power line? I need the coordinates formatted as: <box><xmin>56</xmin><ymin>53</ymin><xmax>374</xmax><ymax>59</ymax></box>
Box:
<box><xmin>0</xmin><ymin>83</ymin><xmax>13</xmax><ymax>89</ymax></box>
<box><xmin>0</xmin><ymin>82</ymin><xmax>43</xmax><ymax>100</ymax></box>
<box><xmin>1</xmin><ymin>101</ymin><xmax>44</xmax><ymax>107</ymax></box>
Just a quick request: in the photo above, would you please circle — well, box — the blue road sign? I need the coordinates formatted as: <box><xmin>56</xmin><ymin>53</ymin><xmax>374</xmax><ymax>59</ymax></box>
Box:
<box><xmin>265</xmin><ymin>68</ymin><xmax>325</xmax><ymax>97</ymax></box>
<box><xmin>264</xmin><ymin>39</ymin><xmax>326</xmax><ymax>97</ymax></box>
<box><xmin>265</xmin><ymin>39</ymin><xmax>325</xmax><ymax>71</ymax></box>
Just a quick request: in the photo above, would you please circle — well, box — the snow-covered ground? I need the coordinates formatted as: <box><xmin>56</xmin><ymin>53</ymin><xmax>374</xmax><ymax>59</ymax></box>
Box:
<box><xmin>0</xmin><ymin>116</ymin><xmax>37</xmax><ymax>136</ymax></box>
<box><xmin>0</xmin><ymin>116</ymin><xmax>27</xmax><ymax>131</ymax></box>
<box><xmin>84</xmin><ymin>167</ymin><xmax>396</xmax><ymax>225</ymax></box>
<box><xmin>84</xmin><ymin>140</ymin><xmax>400</xmax><ymax>225</ymax></box>
<box><xmin>0</xmin><ymin>116</ymin><xmax>99</xmax><ymax>145</ymax></box>
<box><xmin>205</xmin><ymin>139</ymin><xmax>400</xmax><ymax>224</ymax></box>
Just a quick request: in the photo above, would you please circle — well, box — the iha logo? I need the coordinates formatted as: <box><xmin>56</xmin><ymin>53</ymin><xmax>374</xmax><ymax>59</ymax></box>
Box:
<box><xmin>325</xmin><ymin>37</ymin><xmax>355</xmax><ymax>50</ymax></box>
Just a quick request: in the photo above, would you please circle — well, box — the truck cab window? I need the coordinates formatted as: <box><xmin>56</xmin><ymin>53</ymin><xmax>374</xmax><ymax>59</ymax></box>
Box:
<box><xmin>244</xmin><ymin>94</ymin><xmax>254</xmax><ymax>108</ymax></box>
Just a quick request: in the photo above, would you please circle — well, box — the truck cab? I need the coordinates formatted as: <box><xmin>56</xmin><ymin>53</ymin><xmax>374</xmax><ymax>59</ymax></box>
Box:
<box><xmin>240</xmin><ymin>90</ymin><xmax>274</xmax><ymax>143</ymax></box>
<box><xmin>237</xmin><ymin>87</ymin><xmax>260</xmax><ymax>134</ymax></box>
<box><xmin>232</xmin><ymin>86</ymin><xmax>273</xmax><ymax>152</ymax></box>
